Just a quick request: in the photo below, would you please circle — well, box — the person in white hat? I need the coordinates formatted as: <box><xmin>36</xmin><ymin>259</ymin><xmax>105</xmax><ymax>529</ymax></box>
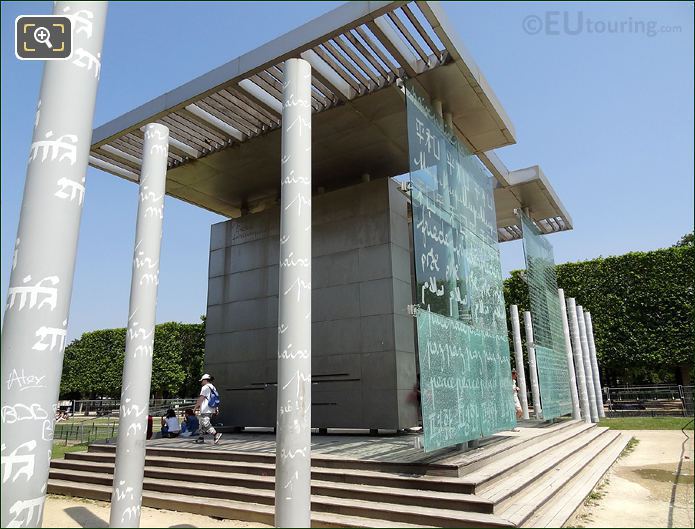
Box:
<box><xmin>193</xmin><ymin>373</ymin><xmax>222</xmax><ymax>444</ymax></box>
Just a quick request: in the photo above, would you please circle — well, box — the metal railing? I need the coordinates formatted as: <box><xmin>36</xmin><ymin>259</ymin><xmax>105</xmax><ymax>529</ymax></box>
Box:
<box><xmin>53</xmin><ymin>419</ymin><xmax>119</xmax><ymax>445</ymax></box>
<box><xmin>66</xmin><ymin>398</ymin><xmax>196</xmax><ymax>417</ymax></box>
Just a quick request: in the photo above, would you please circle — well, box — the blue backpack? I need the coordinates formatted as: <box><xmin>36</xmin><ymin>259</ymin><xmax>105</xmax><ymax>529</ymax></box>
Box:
<box><xmin>207</xmin><ymin>387</ymin><xmax>220</xmax><ymax>408</ymax></box>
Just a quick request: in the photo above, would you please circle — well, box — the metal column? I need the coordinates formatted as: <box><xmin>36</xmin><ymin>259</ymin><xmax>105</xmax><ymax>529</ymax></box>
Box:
<box><xmin>109</xmin><ymin>124</ymin><xmax>169</xmax><ymax>527</ymax></box>
<box><xmin>566</xmin><ymin>297</ymin><xmax>591</xmax><ymax>423</ymax></box>
<box><xmin>558</xmin><ymin>289</ymin><xmax>581</xmax><ymax>420</ymax></box>
<box><xmin>275</xmin><ymin>57</ymin><xmax>312</xmax><ymax>528</ymax></box>
<box><xmin>523</xmin><ymin>311</ymin><xmax>542</xmax><ymax>420</ymax></box>
<box><xmin>510</xmin><ymin>305</ymin><xmax>529</xmax><ymax>419</ymax></box>
<box><xmin>576</xmin><ymin>305</ymin><xmax>599</xmax><ymax>423</ymax></box>
<box><xmin>0</xmin><ymin>3</ymin><xmax>107</xmax><ymax>527</ymax></box>
<box><xmin>584</xmin><ymin>311</ymin><xmax>605</xmax><ymax>418</ymax></box>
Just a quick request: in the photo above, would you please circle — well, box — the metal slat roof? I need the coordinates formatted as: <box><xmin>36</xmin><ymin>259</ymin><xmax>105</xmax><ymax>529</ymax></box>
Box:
<box><xmin>89</xmin><ymin>1</ymin><xmax>570</xmax><ymax>241</ymax></box>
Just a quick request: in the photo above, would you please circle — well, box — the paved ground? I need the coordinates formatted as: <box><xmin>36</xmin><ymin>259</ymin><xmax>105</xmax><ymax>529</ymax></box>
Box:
<box><xmin>567</xmin><ymin>429</ymin><xmax>694</xmax><ymax>528</ymax></box>
<box><xmin>42</xmin><ymin>496</ymin><xmax>272</xmax><ymax>528</ymax></box>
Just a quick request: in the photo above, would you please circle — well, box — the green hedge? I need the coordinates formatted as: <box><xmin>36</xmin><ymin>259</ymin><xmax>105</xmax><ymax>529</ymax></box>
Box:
<box><xmin>60</xmin><ymin>321</ymin><xmax>205</xmax><ymax>399</ymax></box>
<box><xmin>504</xmin><ymin>244</ymin><xmax>694</xmax><ymax>384</ymax></box>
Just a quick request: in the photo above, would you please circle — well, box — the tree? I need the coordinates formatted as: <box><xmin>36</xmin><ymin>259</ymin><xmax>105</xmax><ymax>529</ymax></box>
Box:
<box><xmin>61</xmin><ymin>320</ymin><xmax>206</xmax><ymax>399</ymax></box>
<box><xmin>177</xmin><ymin>319</ymin><xmax>206</xmax><ymax>398</ymax></box>
<box><xmin>675</xmin><ymin>231</ymin><xmax>694</xmax><ymax>247</ymax></box>
<box><xmin>60</xmin><ymin>328</ymin><xmax>126</xmax><ymax>398</ymax></box>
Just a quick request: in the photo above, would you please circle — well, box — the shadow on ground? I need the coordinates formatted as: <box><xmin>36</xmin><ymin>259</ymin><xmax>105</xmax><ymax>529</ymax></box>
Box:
<box><xmin>65</xmin><ymin>506</ymin><xmax>108</xmax><ymax>528</ymax></box>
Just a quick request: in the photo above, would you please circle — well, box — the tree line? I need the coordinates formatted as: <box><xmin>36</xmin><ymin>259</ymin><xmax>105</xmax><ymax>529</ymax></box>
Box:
<box><xmin>504</xmin><ymin>234</ymin><xmax>693</xmax><ymax>385</ymax></box>
<box><xmin>60</xmin><ymin>234</ymin><xmax>693</xmax><ymax>397</ymax></box>
<box><xmin>60</xmin><ymin>321</ymin><xmax>205</xmax><ymax>399</ymax></box>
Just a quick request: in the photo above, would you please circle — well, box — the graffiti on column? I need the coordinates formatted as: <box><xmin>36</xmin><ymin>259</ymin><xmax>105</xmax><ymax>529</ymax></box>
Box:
<box><xmin>109</xmin><ymin>122</ymin><xmax>169</xmax><ymax>527</ymax></box>
<box><xmin>275</xmin><ymin>59</ymin><xmax>312</xmax><ymax>527</ymax></box>
<box><xmin>1</xmin><ymin>3</ymin><xmax>107</xmax><ymax>526</ymax></box>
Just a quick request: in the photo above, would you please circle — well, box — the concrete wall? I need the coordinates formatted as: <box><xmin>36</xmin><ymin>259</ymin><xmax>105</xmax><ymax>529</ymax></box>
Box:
<box><xmin>205</xmin><ymin>179</ymin><xmax>418</xmax><ymax>429</ymax></box>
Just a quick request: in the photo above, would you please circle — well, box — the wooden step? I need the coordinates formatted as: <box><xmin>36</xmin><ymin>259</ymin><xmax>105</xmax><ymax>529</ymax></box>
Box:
<box><xmin>47</xmin><ymin>479</ymin><xmax>424</xmax><ymax>528</ymax></box>
<box><xmin>49</xmin><ymin>421</ymin><xmax>623</xmax><ymax>527</ymax></box>
<box><xmin>461</xmin><ymin>422</ymin><xmax>597</xmax><ymax>489</ymax></box>
<box><xmin>62</xmin><ymin>451</ymin><xmax>475</xmax><ymax>493</ymax></box>
<box><xmin>85</xmin><ymin>419</ymin><xmax>579</xmax><ymax>479</ymax></box>
<box><xmin>522</xmin><ymin>432</ymin><xmax>630</xmax><ymax>528</ymax></box>
<box><xmin>50</xmin><ymin>462</ymin><xmax>493</xmax><ymax>513</ymax></box>
<box><xmin>47</xmin><ymin>476</ymin><xmax>510</xmax><ymax>527</ymax></box>
<box><xmin>497</xmin><ymin>430</ymin><xmax>622</xmax><ymax>525</ymax></box>
<box><xmin>479</xmin><ymin>426</ymin><xmax>608</xmax><ymax>503</ymax></box>
<box><xmin>88</xmin><ymin>442</ymin><xmax>459</xmax><ymax>477</ymax></box>
<box><xmin>436</xmin><ymin>419</ymin><xmax>581</xmax><ymax>476</ymax></box>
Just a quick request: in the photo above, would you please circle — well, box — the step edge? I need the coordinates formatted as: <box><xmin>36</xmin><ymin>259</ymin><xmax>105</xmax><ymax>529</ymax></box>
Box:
<box><xmin>463</xmin><ymin>423</ymin><xmax>598</xmax><ymax>482</ymax></box>
<box><xmin>521</xmin><ymin>432</ymin><xmax>630</xmax><ymax>528</ymax></box>
<box><xmin>478</xmin><ymin>427</ymin><xmax>610</xmax><ymax>499</ymax></box>
<box><xmin>497</xmin><ymin>430</ymin><xmax>622</xmax><ymax>524</ymax></box>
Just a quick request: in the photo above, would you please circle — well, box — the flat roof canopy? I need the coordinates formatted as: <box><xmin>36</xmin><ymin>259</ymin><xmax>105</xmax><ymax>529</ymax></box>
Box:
<box><xmin>89</xmin><ymin>1</ymin><xmax>571</xmax><ymax>241</ymax></box>
<box><xmin>494</xmin><ymin>165</ymin><xmax>573</xmax><ymax>241</ymax></box>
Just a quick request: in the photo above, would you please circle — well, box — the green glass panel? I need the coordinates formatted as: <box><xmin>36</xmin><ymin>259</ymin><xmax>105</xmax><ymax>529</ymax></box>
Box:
<box><xmin>406</xmin><ymin>81</ymin><xmax>516</xmax><ymax>451</ymax></box>
<box><xmin>534</xmin><ymin>345</ymin><xmax>571</xmax><ymax>419</ymax></box>
<box><xmin>520</xmin><ymin>213</ymin><xmax>572</xmax><ymax>419</ymax></box>
<box><xmin>417</xmin><ymin>311</ymin><xmax>482</xmax><ymax>446</ymax></box>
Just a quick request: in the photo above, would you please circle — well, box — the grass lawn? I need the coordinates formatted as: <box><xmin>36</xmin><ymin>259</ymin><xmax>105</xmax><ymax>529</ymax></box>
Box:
<box><xmin>51</xmin><ymin>442</ymin><xmax>89</xmax><ymax>459</ymax></box>
<box><xmin>600</xmin><ymin>416</ymin><xmax>694</xmax><ymax>430</ymax></box>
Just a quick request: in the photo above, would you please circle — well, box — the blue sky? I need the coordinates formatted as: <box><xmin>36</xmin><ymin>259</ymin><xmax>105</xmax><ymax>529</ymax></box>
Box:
<box><xmin>2</xmin><ymin>1</ymin><xmax>693</xmax><ymax>340</ymax></box>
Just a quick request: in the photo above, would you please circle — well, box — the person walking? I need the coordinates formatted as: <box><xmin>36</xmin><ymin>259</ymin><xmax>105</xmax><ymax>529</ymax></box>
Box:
<box><xmin>193</xmin><ymin>374</ymin><xmax>222</xmax><ymax>444</ymax></box>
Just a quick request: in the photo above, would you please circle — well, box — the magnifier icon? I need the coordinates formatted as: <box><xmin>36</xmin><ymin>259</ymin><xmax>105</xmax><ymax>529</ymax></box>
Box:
<box><xmin>33</xmin><ymin>26</ymin><xmax>53</xmax><ymax>49</ymax></box>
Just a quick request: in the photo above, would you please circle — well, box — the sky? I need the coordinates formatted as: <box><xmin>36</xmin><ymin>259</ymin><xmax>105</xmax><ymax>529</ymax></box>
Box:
<box><xmin>1</xmin><ymin>1</ymin><xmax>693</xmax><ymax>341</ymax></box>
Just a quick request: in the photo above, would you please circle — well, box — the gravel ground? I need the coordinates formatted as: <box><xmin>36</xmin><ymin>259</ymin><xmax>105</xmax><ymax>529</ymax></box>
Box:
<box><xmin>567</xmin><ymin>428</ymin><xmax>694</xmax><ymax>528</ymax></box>
<box><xmin>42</xmin><ymin>496</ymin><xmax>272</xmax><ymax>528</ymax></box>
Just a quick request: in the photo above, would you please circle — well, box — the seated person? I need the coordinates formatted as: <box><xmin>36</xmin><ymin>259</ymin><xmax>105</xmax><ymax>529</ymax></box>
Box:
<box><xmin>180</xmin><ymin>408</ymin><xmax>199</xmax><ymax>437</ymax></box>
<box><xmin>160</xmin><ymin>409</ymin><xmax>181</xmax><ymax>438</ymax></box>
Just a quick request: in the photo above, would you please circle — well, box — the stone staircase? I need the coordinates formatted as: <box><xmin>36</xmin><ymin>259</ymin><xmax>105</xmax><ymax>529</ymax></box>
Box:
<box><xmin>48</xmin><ymin>420</ymin><xmax>629</xmax><ymax>527</ymax></box>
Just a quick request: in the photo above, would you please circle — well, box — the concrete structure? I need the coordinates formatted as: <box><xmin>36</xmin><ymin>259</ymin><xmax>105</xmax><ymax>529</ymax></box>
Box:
<box><xmin>82</xmin><ymin>2</ymin><xmax>574</xmax><ymax>432</ymax></box>
<box><xmin>0</xmin><ymin>3</ymin><xmax>107</xmax><ymax>527</ymax></box>
<box><xmin>206</xmin><ymin>178</ymin><xmax>416</xmax><ymax>429</ymax></box>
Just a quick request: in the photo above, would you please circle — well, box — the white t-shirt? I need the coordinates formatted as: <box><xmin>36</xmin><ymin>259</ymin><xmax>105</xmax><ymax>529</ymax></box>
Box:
<box><xmin>200</xmin><ymin>382</ymin><xmax>218</xmax><ymax>414</ymax></box>
<box><xmin>165</xmin><ymin>416</ymin><xmax>181</xmax><ymax>433</ymax></box>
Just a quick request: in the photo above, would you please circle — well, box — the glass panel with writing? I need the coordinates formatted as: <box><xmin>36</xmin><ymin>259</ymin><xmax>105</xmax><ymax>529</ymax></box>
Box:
<box><xmin>406</xmin><ymin>81</ymin><xmax>516</xmax><ymax>451</ymax></box>
<box><xmin>520</xmin><ymin>213</ymin><xmax>572</xmax><ymax>419</ymax></box>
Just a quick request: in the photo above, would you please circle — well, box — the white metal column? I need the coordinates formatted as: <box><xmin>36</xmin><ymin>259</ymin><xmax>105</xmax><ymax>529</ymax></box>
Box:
<box><xmin>275</xmin><ymin>57</ymin><xmax>312</xmax><ymax>528</ymax></box>
<box><xmin>576</xmin><ymin>305</ymin><xmax>599</xmax><ymax>423</ymax></box>
<box><xmin>566</xmin><ymin>297</ymin><xmax>591</xmax><ymax>423</ymax></box>
<box><xmin>0</xmin><ymin>3</ymin><xmax>107</xmax><ymax>526</ymax></box>
<box><xmin>523</xmin><ymin>311</ymin><xmax>542</xmax><ymax>420</ymax></box>
<box><xmin>584</xmin><ymin>311</ymin><xmax>605</xmax><ymax>418</ymax></box>
<box><xmin>558</xmin><ymin>289</ymin><xmax>581</xmax><ymax>420</ymax></box>
<box><xmin>510</xmin><ymin>305</ymin><xmax>530</xmax><ymax>419</ymax></box>
<box><xmin>109</xmin><ymin>123</ymin><xmax>169</xmax><ymax>527</ymax></box>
